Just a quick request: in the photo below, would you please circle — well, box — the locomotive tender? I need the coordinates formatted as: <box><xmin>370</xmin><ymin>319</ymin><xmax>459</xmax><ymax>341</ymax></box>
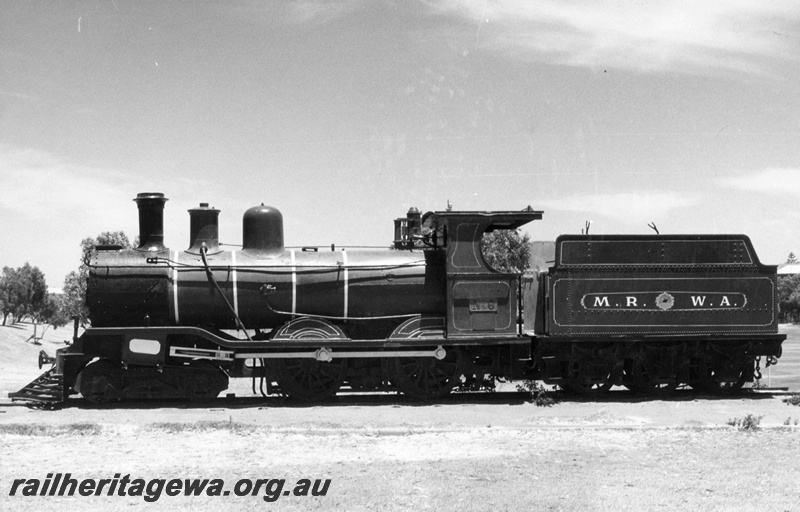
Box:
<box><xmin>11</xmin><ymin>193</ymin><xmax>785</xmax><ymax>405</ymax></box>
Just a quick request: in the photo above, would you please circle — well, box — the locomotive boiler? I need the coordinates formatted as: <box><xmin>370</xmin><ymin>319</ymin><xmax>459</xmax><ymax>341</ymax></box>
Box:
<box><xmin>11</xmin><ymin>193</ymin><xmax>786</xmax><ymax>406</ymax></box>
<box><xmin>89</xmin><ymin>194</ymin><xmax>445</xmax><ymax>330</ymax></box>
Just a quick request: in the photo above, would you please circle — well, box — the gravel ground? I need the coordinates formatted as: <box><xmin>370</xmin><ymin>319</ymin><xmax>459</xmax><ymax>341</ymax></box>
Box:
<box><xmin>2</xmin><ymin>323</ymin><xmax>800</xmax><ymax>511</ymax></box>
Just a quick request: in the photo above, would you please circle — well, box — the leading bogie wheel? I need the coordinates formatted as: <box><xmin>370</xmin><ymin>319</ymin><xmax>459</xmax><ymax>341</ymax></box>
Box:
<box><xmin>76</xmin><ymin>360</ymin><xmax>123</xmax><ymax>404</ymax></box>
<box><xmin>185</xmin><ymin>360</ymin><xmax>229</xmax><ymax>401</ymax></box>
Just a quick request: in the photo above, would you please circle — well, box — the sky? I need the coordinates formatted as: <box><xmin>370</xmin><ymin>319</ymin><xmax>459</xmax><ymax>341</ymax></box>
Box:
<box><xmin>2</xmin><ymin>0</ymin><xmax>800</xmax><ymax>289</ymax></box>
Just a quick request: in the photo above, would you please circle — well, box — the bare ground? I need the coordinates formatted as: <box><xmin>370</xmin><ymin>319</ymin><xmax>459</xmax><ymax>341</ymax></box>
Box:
<box><xmin>1</xmin><ymin>323</ymin><xmax>800</xmax><ymax>511</ymax></box>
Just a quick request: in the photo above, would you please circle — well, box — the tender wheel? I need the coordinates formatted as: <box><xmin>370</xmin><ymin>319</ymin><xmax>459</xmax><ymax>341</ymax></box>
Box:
<box><xmin>391</xmin><ymin>348</ymin><xmax>460</xmax><ymax>400</ymax></box>
<box><xmin>693</xmin><ymin>358</ymin><xmax>751</xmax><ymax>395</ymax></box>
<box><xmin>76</xmin><ymin>360</ymin><xmax>122</xmax><ymax>403</ymax></box>
<box><xmin>632</xmin><ymin>356</ymin><xmax>679</xmax><ymax>397</ymax></box>
<box><xmin>621</xmin><ymin>360</ymin><xmax>642</xmax><ymax>393</ymax></box>
<box><xmin>272</xmin><ymin>358</ymin><xmax>346</xmax><ymax>402</ymax></box>
<box><xmin>563</xmin><ymin>358</ymin><xmax>619</xmax><ymax>397</ymax></box>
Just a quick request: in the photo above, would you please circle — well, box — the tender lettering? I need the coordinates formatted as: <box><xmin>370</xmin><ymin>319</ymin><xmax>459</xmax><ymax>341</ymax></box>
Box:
<box><xmin>593</xmin><ymin>296</ymin><xmax>610</xmax><ymax>307</ymax></box>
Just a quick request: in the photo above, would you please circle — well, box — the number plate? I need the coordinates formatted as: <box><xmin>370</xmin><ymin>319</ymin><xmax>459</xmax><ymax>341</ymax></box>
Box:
<box><xmin>469</xmin><ymin>299</ymin><xmax>497</xmax><ymax>312</ymax></box>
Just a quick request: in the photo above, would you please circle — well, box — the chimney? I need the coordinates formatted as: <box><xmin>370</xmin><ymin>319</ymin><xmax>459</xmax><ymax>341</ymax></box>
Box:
<box><xmin>133</xmin><ymin>192</ymin><xmax>168</xmax><ymax>251</ymax></box>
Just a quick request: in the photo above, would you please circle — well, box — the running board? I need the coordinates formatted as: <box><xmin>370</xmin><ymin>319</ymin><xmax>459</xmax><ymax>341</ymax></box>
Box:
<box><xmin>84</xmin><ymin>326</ymin><xmax>527</xmax><ymax>349</ymax></box>
<box><xmin>169</xmin><ymin>345</ymin><xmax>448</xmax><ymax>362</ymax></box>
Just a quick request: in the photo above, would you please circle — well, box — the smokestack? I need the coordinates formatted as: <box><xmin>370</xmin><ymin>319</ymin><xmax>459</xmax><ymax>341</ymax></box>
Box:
<box><xmin>133</xmin><ymin>192</ymin><xmax>168</xmax><ymax>251</ymax></box>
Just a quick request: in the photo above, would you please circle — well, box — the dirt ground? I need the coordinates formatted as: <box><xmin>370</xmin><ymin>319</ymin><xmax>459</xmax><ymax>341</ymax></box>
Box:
<box><xmin>1</xmin><ymin>323</ymin><xmax>800</xmax><ymax>511</ymax></box>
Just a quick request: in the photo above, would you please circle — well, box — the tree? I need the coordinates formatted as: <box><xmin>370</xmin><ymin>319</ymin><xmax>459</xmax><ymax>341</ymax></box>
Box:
<box><xmin>81</xmin><ymin>231</ymin><xmax>133</xmax><ymax>269</ymax></box>
<box><xmin>14</xmin><ymin>263</ymin><xmax>48</xmax><ymax>320</ymax></box>
<box><xmin>480</xmin><ymin>229</ymin><xmax>532</xmax><ymax>273</ymax></box>
<box><xmin>778</xmin><ymin>274</ymin><xmax>800</xmax><ymax>324</ymax></box>
<box><xmin>0</xmin><ymin>263</ymin><xmax>47</xmax><ymax>325</ymax></box>
<box><xmin>0</xmin><ymin>267</ymin><xmax>16</xmax><ymax>325</ymax></box>
<box><xmin>28</xmin><ymin>293</ymin><xmax>71</xmax><ymax>343</ymax></box>
<box><xmin>63</xmin><ymin>231</ymin><xmax>133</xmax><ymax>326</ymax></box>
<box><xmin>777</xmin><ymin>253</ymin><xmax>800</xmax><ymax>323</ymax></box>
<box><xmin>61</xmin><ymin>270</ymin><xmax>88</xmax><ymax>325</ymax></box>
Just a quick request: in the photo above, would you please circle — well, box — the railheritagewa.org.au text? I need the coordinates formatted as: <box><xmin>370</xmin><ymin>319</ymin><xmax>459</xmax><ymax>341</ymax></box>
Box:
<box><xmin>8</xmin><ymin>473</ymin><xmax>331</xmax><ymax>502</ymax></box>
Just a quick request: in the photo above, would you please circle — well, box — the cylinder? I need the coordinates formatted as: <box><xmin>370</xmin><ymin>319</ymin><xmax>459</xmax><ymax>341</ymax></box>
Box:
<box><xmin>133</xmin><ymin>193</ymin><xmax>168</xmax><ymax>251</ymax></box>
<box><xmin>188</xmin><ymin>203</ymin><xmax>220</xmax><ymax>253</ymax></box>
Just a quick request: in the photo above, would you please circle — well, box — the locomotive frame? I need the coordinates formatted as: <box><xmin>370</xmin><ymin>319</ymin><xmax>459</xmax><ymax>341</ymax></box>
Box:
<box><xmin>10</xmin><ymin>193</ymin><xmax>785</xmax><ymax>406</ymax></box>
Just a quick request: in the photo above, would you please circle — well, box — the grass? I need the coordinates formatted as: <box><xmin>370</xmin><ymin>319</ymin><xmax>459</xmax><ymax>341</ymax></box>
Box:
<box><xmin>0</xmin><ymin>419</ymin><xmax>260</xmax><ymax>437</ymax></box>
<box><xmin>146</xmin><ymin>419</ymin><xmax>258</xmax><ymax>434</ymax></box>
<box><xmin>0</xmin><ymin>423</ymin><xmax>102</xmax><ymax>436</ymax></box>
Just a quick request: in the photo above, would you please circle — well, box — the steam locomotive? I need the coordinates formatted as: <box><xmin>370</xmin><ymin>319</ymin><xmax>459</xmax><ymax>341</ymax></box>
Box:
<box><xmin>11</xmin><ymin>193</ymin><xmax>785</xmax><ymax>405</ymax></box>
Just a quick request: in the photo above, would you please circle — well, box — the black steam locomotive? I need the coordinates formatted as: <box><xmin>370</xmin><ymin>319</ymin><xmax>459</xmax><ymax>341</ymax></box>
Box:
<box><xmin>11</xmin><ymin>193</ymin><xmax>785</xmax><ymax>405</ymax></box>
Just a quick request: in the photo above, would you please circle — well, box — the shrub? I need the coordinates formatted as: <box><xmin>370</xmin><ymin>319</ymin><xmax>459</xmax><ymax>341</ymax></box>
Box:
<box><xmin>516</xmin><ymin>380</ymin><xmax>558</xmax><ymax>407</ymax></box>
<box><xmin>727</xmin><ymin>414</ymin><xmax>764</xmax><ymax>431</ymax></box>
<box><xmin>783</xmin><ymin>394</ymin><xmax>800</xmax><ymax>407</ymax></box>
<box><xmin>456</xmin><ymin>374</ymin><xmax>498</xmax><ymax>392</ymax></box>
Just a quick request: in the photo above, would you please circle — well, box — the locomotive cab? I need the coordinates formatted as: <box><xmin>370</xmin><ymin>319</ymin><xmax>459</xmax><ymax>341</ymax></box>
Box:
<box><xmin>432</xmin><ymin>209</ymin><xmax>542</xmax><ymax>338</ymax></box>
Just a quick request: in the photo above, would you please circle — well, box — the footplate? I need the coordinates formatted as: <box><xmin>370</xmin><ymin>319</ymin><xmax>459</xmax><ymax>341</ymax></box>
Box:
<box><xmin>8</xmin><ymin>369</ymin><xmax>65</xmax><ymax>408</ymax></box>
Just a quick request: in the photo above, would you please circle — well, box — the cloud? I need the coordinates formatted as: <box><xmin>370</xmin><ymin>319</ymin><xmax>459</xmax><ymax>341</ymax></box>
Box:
<box><xmin>285</xmin><ymin>0</ymin><xmax>370</xmax><ymax>26</ymax></box>
<box><xmin>430</xmin><ymin>0</ymin><xmax>800</xmax><ymax>75</ymax></box>
<box><xmin>719</xmin><ymin>168</ymin><xmax>800</xmax><ymax>197</ymax></box>
<box><xmin>0</xmin><ymin>145</ymin><xmax>215</xmax><ymax>230</ymax></box>
<box><xmin>0</xmin><ymin>89</ymin><xmax>35</xmax><ymax>101</ymax></box>
<box><xmin>0</xmin><ymin>146</ymin><xmax>132</xmax><ymax>224</ymax></box>
<box><xmin>226</xmin><ymin>0</ymin><xmax>370</xmax><ymax>27</ymax></box>
<box><xmin>537</xmin><ymin>191</ymin><xmax>702</xmax><ymax>223</ymax></box>
<box><xmin>0</xmin><ymin>145</ymin><xmax>228</xmax><ymax>282</ymax></box>
<box><xmin>0</xmin><ymin>146</ymin><xmax>139</xmax><ymax>283</ymax></box>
